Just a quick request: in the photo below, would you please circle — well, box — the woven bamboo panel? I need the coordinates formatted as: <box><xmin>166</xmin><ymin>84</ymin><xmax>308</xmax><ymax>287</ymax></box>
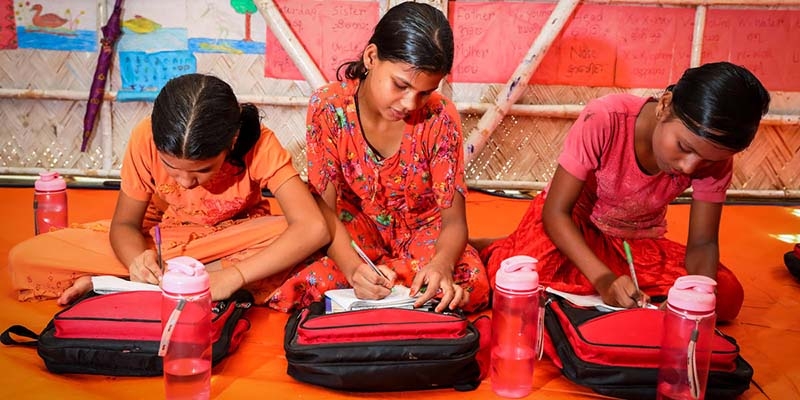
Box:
<box><xmin>0</xmin><ymin>49</ymin><xmax>95</xmax><ymax>91</ymax></box>
<box><xmin>0</xmin><ymin>97</ymin><xmax>107</xmax><ymax>170</ymax></box>
<box><xmin>1</xmin><ymin>50</ymin><xmax>798</xmax><ymax>196</ymax></box>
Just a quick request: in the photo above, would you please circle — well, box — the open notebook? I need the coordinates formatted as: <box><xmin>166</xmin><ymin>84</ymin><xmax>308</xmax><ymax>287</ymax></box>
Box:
<box><xmin>546</xmin><ymin>287</ymin><xmax>658</xmax><ymax>311</ymax></box>
<box><xmin>90</xmin><ymin>275</ymin><xmax>161</xmax><ymax>294</ymax></box>
<box><xmin>324</xmin><ymin>285</ymin><xmax>429</xmax><ymax>313</ymax></box>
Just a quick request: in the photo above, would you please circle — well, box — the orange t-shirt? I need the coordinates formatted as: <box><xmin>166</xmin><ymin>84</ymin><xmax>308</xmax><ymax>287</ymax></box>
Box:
<box><xmin>120</xmin><ymin>117</ymin><xmax>298</xmax><ymax>226</ymax></box>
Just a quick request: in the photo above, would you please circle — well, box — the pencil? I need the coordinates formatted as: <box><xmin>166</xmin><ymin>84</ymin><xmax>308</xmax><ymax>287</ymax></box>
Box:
<box><xmin>350</xmin><ymin>240</ymin><xmax>388</xmax><ymax>280</ymax></box>
<box><xmin>154</xmin><ymin>225</ymin><xmax>164</xmax><ymax>273</ymax></box>
<box><xmin>622</xmin><ymin>240</ymin><xmax>641</xmax><ymax>304</ymax></box>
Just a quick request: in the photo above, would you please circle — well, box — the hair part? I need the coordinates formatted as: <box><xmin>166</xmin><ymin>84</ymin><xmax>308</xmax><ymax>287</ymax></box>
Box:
<box><xmin>666</xmin><ymin>62</ymin><xmax>770</xmax><ymax>152</ymax></box>
<box><xmin>151</xmin><ymin>73</ymin><xmax>261</xmax><ymax>172</ymax></box>
<box><xmin>336</xmin><ymin>2</ymin><xmax>453</xmax><ymax>81</ymax></box>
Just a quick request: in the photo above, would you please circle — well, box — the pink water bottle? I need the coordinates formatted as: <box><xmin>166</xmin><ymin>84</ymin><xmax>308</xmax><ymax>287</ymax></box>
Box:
<box><xmin>656</xmin><ymin>275</ymin><xmax>717</xmax><ymax>400</ymax></box>
<box><xmin>160</xmin><ymin>256</ymin><xmax>212</xmax><ymax>400</ymax></box>
<box><xmin>491</xmin><ymin>255</ymin><xmax>543</xmax><ymax>398</ymax></box>
<box><xmin>33</xmin><ymin>171</ymin><xmax>68</xmax><ymax>235</ymax></box>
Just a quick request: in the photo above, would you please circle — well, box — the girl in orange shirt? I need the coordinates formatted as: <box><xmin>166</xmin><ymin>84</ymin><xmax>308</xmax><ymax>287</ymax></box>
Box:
<box><xmin>9</xmin><ymin>74</ymin><xmax>329</xmax><ymax>307</ymax></box>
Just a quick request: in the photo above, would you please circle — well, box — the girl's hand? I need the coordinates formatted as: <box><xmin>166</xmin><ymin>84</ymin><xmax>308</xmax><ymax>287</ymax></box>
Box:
<box><xmin>411</xmin><ymin>262</ymin><xmax>468</xmax><ymax>312</ymax></box>
<box><xmin>128</xmin><ymin>249</ymin><xmax>162</xmax><ymax>284</ymax></box>
<box><xmin>597</xmin><ymin>274</ymin><xmax>650</xmax><ymax>308</ymax></box>
<box><xmin>207</xmin><ymin>267</ymin><xmax>243</xmax><ymax>301</ymax></box>
<box><xmin>350</xmin><ymin>262</ymin><xmax>396</xmax><ymax>300</ymax></box>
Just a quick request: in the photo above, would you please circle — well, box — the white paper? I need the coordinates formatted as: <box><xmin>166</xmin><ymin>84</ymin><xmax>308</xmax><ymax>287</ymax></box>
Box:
<box><xmin>91</xmin><ymin>275</ymin><xmax>161</xmax><ymax>295</ymax></box>
<box><xmin>324</xmin><ymin>285</ymin><xmax>421</xmax><ymax>311</ymax></box>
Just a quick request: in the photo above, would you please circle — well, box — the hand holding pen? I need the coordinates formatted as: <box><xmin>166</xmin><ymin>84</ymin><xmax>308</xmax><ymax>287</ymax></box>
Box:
<box><xmin>350</xmin><ymin>240</ymin><xmax>394</xmax><ymax>294</ymax></box>
<box><xmin>350</xmin><ymin>240</ymin><xmax>388</xmax><ymax>279</ymax></box>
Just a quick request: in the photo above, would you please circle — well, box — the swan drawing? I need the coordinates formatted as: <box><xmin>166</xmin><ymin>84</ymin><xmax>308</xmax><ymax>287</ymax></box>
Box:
<box><xmin>30</xmin><ymin>4</ymin><xmax>68</xmax><ymax>29</ymax></box>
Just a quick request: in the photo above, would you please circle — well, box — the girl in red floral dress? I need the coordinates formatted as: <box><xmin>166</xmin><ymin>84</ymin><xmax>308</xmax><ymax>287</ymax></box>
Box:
<box><xmin>271</xmin><ymin>2</ymin><xmax>490</xmax><ymax>313</ymax></box>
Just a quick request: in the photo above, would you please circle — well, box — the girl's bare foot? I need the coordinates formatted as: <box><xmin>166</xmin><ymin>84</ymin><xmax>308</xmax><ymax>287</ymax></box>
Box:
<box><xmin>57</xmin><ymin>276</ymin><xmax>93</xmax><ymax>306</ymax></box>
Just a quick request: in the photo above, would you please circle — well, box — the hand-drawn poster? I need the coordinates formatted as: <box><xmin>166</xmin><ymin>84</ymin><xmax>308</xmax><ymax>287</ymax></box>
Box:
<box><xmin>265</xmin><ymin>0</ymin><xmax>379</xmax><ymax>81</ymax></box>
<box><xmin>450</xmin><ymin>1</ymin><xmax>554</xmax><ymax>83</ymax></box>
<box><xmin>117</xmin><ymin>0</ymin><xmax>196</xmax><ymax>101</ymax></box>
<box><xmin>613</xmin><ymin>6</ymin><xmax>693</xmax><ymax>88</ymax></box>
<box><xmin>13</xmin><ymin>0</ymin><xmax>96</xmax><ymax>51</ymax></box>
<box><xmin>1</xmin><ymin>0</ymin><xmax>17</xmax><ymax>49</ymax></box>
<box><xmin>703</xmin><ymin>9</ymin><xmax>800</xmax><ymax>91</ymax></box>
<box><xmin>551</xmin><ymin>3</ymin><xmax>617</xmax><ymax>87</ymax></box>
<box><xmin>188</xmin><ymin>0</ymin><xmax>266</xmax><ymax>55</ymax></box>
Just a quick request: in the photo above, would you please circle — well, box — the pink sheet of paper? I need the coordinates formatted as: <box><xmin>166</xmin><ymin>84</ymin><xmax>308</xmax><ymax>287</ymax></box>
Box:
<box><xmin>265</xmin><ymin>0</ymin><xmax>378</xmax><ymax>82</ymax></box>
<box><xmin>703</xmin><ymin>9</ymin><xmax>798</xmax><ymax>91</ymax></box>
<box><xmin>449</xmin><ymin>1</ymin><xmax>553</xmax><ymax>83</ymax></box>
<box><xmin>613</xmin><ymin>6</ymin><xmax>693</xmax><ymax>88</ymax></box>
<box><xmin>0</xmin><ymin>0</ymin><xmax>17</xmax><ymax>49</ymax></box>
<box><xmin>550</xmin><ymin>4</ymin><xmax>617</xmax><ymax>87</ymax></box>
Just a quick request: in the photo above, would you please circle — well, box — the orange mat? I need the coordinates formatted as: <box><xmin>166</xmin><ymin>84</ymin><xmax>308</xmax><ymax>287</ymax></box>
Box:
<box><xmin>0</xmin><ymin>187</ymin><xmax>797</xmax><ymax>399</ymax></box>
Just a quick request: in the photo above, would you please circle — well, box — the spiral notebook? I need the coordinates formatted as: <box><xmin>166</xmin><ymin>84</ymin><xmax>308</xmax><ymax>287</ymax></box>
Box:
<box><xmin>324</xmin><ymin>285</ymin><xmax>425</xmax><ymax>313</ymax></box>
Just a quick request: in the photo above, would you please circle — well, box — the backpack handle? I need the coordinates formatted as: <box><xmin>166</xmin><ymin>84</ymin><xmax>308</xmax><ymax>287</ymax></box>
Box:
<box><xmin>0</xmin><ymin>325</ymin><xmax>39</xmax><ymax>347</ymax></box>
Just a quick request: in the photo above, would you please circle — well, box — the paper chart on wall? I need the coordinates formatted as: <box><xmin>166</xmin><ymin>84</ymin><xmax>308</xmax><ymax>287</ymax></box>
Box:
<box><xmin>12</xmin><ymin>0</ymin><xmax>97</xmax><ymax>51</ymax></box>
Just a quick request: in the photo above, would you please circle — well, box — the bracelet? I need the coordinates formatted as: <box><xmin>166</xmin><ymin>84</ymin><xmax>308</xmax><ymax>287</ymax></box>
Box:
<box><xmin>231</xmin><ymin>265</ymin><xmax>247</xmax><ymax>285</ymax></box>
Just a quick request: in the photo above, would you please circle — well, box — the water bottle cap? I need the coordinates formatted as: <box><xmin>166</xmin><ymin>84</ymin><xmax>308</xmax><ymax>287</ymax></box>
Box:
<box><xmin>161</xmin><ymin>256</ymin><xmax>210</xmax><ymax>294</ymax></box>
<box><xmin>495</xmin><ymin>255</ymin><xmax>540</xmax><ymax>292</ymax></box>
<box><xmin>34</xmin><ymin>171</ymin><xmax>66</xmax><ymax>192</ymax></box>
<box><xmin>667</xmin><ymin>275</ymin><xmax>717</xmax><ymax>312</ymax></box>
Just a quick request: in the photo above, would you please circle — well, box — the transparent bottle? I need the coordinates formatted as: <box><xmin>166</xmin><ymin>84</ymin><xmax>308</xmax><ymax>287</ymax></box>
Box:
<box><xmin>491</xmin><ymin>255</ymin><xmax>543</xmax><ymax>398</ymax></box>
<box><xmin>656</xmin><ymin>275</ymin><xmax>717</xmax><ymax>400</ymax></box>
<box><xmin>33</xmin><ymin>171</ymin><xmax>68</xmax><ymax>235</ymax></box>
<box><xmin>160</xmin><ymin>256</ymin><xmax>212</xmax><ymax>400</ymax></box>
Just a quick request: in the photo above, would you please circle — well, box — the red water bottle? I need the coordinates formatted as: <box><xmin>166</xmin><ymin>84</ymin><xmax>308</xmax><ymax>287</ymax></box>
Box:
<box><xmin>491</xmin><ymin>255</ymin><xmax>543</xmax><ymax>398</ymax></box>
<box><xmin>656</xmin><ymin>275</ymin><xmax>717</xmax><ymax>400</ymax></box>
<box><xmin>33</xmin><ymin>171</ymin><xmax>68</xmax><ymax>235</ymax></box>
<box><xmin>160</xmin><ymin>256</ymin><xmax>212</xmax><ymax>400</ymax></box>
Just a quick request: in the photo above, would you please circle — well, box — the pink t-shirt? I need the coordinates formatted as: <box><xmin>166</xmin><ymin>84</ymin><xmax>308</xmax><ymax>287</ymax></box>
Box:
<box><xmin>555</xmin><ymin>94</ymin><xmax>732</xmax><ymax>239</ymax></box>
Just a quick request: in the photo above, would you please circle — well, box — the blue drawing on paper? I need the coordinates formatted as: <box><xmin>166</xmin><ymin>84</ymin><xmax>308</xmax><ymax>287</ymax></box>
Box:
<box><xmin>188</xmin><ymin>38</ymin><xmax>264</xmax><ymax>55</ymax></box>
<box><xmin>15</xmin><ymin>3</ymin><xmax>96</xmax><ymax>51</ymax></box>
<box><xmin>187</xmin><ymin>0</ymin><xmax>265</xmax><ymax>54</ymax></box>
<box><xmin>117</xmin><ymin>50</ymin><xmax>197</xmax><ymax>102</ymax></box>
<box><xmin>118</xmin><ymin>26</ymin><xmax>188</xmax><ymax>53</ymax></box>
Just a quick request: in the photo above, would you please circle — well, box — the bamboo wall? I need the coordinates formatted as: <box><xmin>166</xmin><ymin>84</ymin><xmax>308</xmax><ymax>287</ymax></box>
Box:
<box><xmin>1</xmin><ymin>0</ymin><xmax>798</xmax><ymax>199</ymax></box>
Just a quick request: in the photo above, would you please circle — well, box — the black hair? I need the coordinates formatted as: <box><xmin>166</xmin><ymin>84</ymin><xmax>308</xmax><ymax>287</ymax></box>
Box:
<box><xmin>336</xmin><ymin>2</ymin><xmax>453</xmax><ymax>81</ymax></box>
<box><xmin>151</xmin><ymin>73</ymin><xmax>261</xmax><ymax>172</ymax></box>
<box><xmin>667</xmin><ymin>62</ymin><xmax>770</xmax><ymax>152</ymax></box>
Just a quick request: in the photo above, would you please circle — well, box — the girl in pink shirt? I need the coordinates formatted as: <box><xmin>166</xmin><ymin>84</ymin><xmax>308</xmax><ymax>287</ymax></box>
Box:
<box><xmin>475</xmin><ymin>62</ymin><xmax>769</xmax><ymax>321</ymax></box>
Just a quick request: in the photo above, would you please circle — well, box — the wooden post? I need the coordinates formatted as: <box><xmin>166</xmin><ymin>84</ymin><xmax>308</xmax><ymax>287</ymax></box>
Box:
<box><xmin>463</xmin><ymin>0</ymin><xmax>581</xmax><ymax>166</ymax></box>
<box><xmin>690</xmin><ymin>5</ymin><xmax>707</xmax><ymax>67</ymax></box>
<box><xmin>256</xmin><ymin>0</ymin><xmax>327</xmax><ymax>92</ymax></box>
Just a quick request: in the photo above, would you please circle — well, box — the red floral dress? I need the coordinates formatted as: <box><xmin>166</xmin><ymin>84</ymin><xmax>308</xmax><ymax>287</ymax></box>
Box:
<box><xmin>267</xmin><ymin>80</ymin><xmax>490</xmax><ymax>313</ymax></box>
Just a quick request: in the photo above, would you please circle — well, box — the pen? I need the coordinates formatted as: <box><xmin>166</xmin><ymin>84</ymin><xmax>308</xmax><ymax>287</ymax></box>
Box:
<box><xmin>350</xmin><ymin>240</ymin><xmax>388</xmax><ymax>280</ymax></box>
<box><xmin>154</xmin><ymin>225</ymin><xmax>164</xmax><ymax>274</ymax></box>
<box><xmin>622</xmin><ymin>240</ymin><xmax>642</xmax><ymax>306</ymax></box>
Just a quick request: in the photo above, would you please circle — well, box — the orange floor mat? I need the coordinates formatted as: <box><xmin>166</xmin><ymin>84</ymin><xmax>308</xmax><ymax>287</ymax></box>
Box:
<box><xmin>0</xmin><ymin>187</ymin><xmax>797</xmax><ymax>399</ymax></box>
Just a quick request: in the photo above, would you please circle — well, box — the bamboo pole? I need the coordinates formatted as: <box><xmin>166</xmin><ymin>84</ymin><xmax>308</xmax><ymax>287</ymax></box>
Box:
<box><xmin>0</xmin><ymin>88</ymin><xmax>311</xmax><ymax>106</ymax></box>
<box><xmin>690</xmin><ymin>5</ymin><xmax>707</xmax><ymax>67</ymax></box>
<box><xmin>100</xmin><ymin>100</ymin><xmax>113</xmax><ymax>171</ymax></box>
<box><xmin>256</xmin><ymin>0</ymin><xmax>327</xmax><ymax>92</ymax></box>
<box><xmin>456</xmin><ymin>103</ymin><xmax>799</xmax><ymax>126</ymax></box>
<box><xmin>2</xmin><ymin>88</ymin><xmax>796</xmax><ymax>124</ymax></box>
<box><xmin>463</xmin><ymin>0</ymin><xmax>581</xmax><ymax>166</ymax></box>
<box><xmin>0</xmin><ymin>167</ymin><xmax>119</xmax><ymax>178</ymax></box>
